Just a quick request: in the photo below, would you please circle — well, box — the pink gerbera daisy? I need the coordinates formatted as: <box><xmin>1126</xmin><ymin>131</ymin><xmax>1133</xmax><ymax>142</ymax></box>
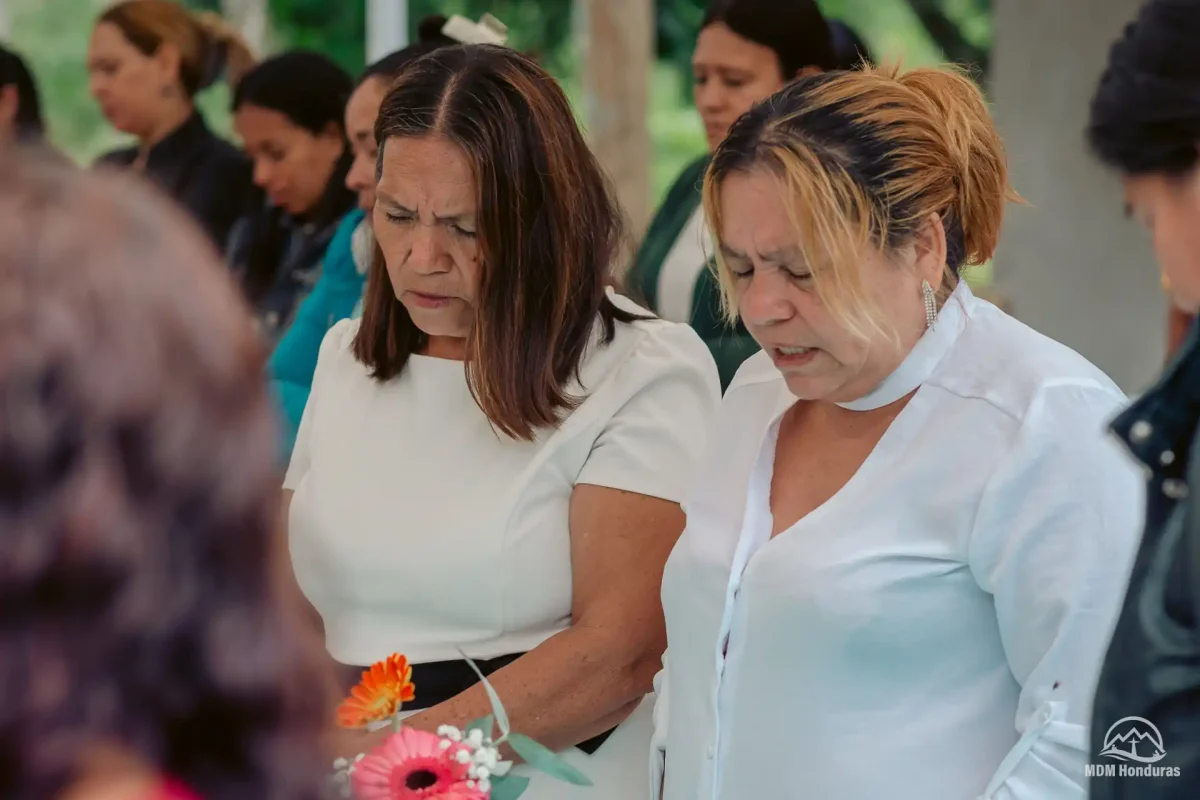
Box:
<box><xmin>351</xmin><ymin>727</ymin><xmax>488</xmax><ymax>800</ymax></box>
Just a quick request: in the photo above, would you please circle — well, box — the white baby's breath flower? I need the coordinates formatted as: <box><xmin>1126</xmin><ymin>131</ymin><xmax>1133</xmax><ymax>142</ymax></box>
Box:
<box><xmin>465</xmin><ymin>728</ymin><xmax>484</xmax><ymax>748</ymax></box>
<box><xmin>473</xmin><ymin>746</ymin><xmax>499</xmax><ymax>769</ymax></box>
<box><xmin>438</xmin><ymin>739</ymin><xmax>452</xmax><ymax>750</ymax></box>
<box><xmin>477</xmin><ymin>777</ymin><xmax>492</xmax><ymax>793</ymax></box>
<box><xmin>438</xmin><ymin>725</ymin><xmax>464</xmax><ymax>742</ymax></box>
<box><xmin>455</xmin><ymin>749</ymin><xmax>473</xmax><ymax>765</ymax></box>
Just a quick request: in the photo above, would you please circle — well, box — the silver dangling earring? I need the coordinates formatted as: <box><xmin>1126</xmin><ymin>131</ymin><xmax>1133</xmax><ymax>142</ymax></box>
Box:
<box><xmin>922</xmin><ymin>280</ymin><xmax>938</xmax><ymax>331</ymax></box>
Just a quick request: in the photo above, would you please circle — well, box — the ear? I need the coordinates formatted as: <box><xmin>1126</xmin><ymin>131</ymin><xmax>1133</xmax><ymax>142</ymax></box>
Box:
<box><xmin>0</xmin><ymin>85</ymin><xmax>18</xmax><ymax>128</ymax></box>
<box><xmin>912</xmin><ymin>211</ymin><xmax>949</xmax><ymax>289</ymax></box>
<box><xmin>152</xmin><ymin>42</ymin><xmax>183</xmax><ymax>89</ymax></box>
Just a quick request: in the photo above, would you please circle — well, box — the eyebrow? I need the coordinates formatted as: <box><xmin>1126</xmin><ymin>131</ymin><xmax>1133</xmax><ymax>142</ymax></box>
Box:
<box><xmin>374</xmin><ymin>193</ymin><xmax>475</xmax><ymax>223</ymax></box>
<box><xmin>760</xmin><ymin>246</ymin><xmax>802</xmax><ymax>265</ymax></box>
<box><xmin>719</xmin><ymin>244</ymin><xmax>749</xmax><ymax>261</ymax></box>
<box><xmin>718</xmin><ymin>243</ymin><xmax>801</xmax><ymax>264</ymax></box>
<box><xmin>352</xmin><ymin>130</ymin><xmax>373</xmax><ymax>144</ymax></box>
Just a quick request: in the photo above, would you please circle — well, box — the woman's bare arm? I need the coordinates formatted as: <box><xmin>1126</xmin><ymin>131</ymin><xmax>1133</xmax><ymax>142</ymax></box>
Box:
<box><xmin>328</xmin><ymin>484</ymin><xmax>684</xmax><ymax>756</ymax></box>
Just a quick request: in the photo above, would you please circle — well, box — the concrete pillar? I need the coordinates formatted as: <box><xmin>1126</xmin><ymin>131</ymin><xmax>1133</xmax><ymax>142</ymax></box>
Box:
<box><xmin>991</xmin><ymin>0</ymin><xmax>1165</xmax><ymax>393</ymax></box>
<box><xmin>578</xmin><ymin>0</ymin><xmax>653</xmax><ymax>242</ymax></box>
<box><xmin>367</xmin><ymin>0</ymin><xmax>408</xmax><ymax>63</ymax></box>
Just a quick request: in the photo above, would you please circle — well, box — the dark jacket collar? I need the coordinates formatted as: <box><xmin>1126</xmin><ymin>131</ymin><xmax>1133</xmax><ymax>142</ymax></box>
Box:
<box><xmin>143</xmin><ymin>112</ymin><xmax>213</xmax><ymax>172</ymax></box>
<box><xmin>1112</xmin><ymin>317</ymin><xmax>1200</xmax><ymax>477</ymax></box>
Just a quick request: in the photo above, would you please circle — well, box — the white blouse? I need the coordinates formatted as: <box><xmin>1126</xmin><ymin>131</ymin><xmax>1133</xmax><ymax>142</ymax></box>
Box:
<box><xmin>653</xmin><ymin>283</ymin><xmax>1145</xmax><ymax>800</ymax></box>
<box><xmin>284</xmin><ymin>294</ymin><xmax>721</xmax><ymax>667</ymax></box>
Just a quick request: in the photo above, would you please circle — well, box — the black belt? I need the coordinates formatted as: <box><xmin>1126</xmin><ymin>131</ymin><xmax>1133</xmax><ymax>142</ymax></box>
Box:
<box><xmin>337</xmin><ymin>653</ymin><xmax>615</xmax><ymax>754</ymax></box>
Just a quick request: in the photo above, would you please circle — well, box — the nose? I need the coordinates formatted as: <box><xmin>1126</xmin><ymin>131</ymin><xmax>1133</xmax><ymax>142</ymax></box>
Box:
<box><xmin>695</xmin><ymin>81</ymin><xmax>726</xmax><ymax>114</ymax></box>
<box><xmin>88</xmin><ymin>74</ymin><xmax>107</xmax><ymax>102</ymax></box>
<box><xmin>346</xmin><ymin>152</ymin><xmax>372</xmax><ymax>193</ymax></box>
<box><xmin>251</xmin><ymin>158</ymin><xmax>274</xmax><ymax>191</ymax></box>
<box><xmin>738</xmin><ymin>269</ymin><xmax>796</xmax><ymax>329</ymax></box>
<box><xmin>406</xmin><ymin>223</ymin><xmax>450</xmax><ymax>274</ymax></box>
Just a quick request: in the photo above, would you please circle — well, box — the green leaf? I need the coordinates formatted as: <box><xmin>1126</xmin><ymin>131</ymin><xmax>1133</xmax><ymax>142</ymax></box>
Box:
<box><xmin>487</xmin><ymin>774</ymin><xmax>531</xmax><ymax>800</ymax></box>
<box><xmin>466</xmin><ymin>714</ymin><xmax>494</xmax><ymax>737</ymax></box>
<box><xmin>506</xmin><ymin>733</ymin><xmax>593</xmax><ymax>787</ymax></box>
<box><xmin>458</xmin><ymin>648</ymin><xmax>510</xmax><ymax>737</ymax></box>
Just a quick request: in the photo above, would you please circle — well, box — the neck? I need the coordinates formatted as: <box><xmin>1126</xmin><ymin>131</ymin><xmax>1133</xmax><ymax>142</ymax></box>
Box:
<box><xmin>138</xmin><ymin>100</ymin><xmax>194</xmax><ymax>152</ymax></box>
<box><xmin>422</xmin><ymin>335</ymin><xmax>468</xmax><ymax>360</ymax></box>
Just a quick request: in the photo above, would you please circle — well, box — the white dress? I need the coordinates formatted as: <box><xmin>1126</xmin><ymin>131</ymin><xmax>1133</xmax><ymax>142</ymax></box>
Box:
<box><xmin>285</xmin><ymin>293</ymin><xmax>721</xmax><ymax>799</ymax></box>
<box><xmin>653</xmin><ymin>283</ymin><xmax>1146</xmax><ymax>799</ymax></box>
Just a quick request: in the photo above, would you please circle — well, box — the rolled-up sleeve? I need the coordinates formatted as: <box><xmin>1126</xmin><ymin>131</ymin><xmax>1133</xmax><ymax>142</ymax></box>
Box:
<box><xmin>968</xmin><ymin>383</ymin><xmax>1144</xmax><ymax>798</ymax></box>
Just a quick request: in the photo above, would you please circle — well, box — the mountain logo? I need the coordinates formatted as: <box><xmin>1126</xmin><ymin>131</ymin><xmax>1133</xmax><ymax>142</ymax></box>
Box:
<box><xmin>1099</xmin><ymin>717</ymin><xmax>1167</xmax><ymax>764</ymax></box>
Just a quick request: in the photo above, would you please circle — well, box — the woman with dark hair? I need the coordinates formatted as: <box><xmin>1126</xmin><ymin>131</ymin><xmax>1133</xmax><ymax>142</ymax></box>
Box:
<box><xmin>267</xmin><ymin>16</ymin><xmax>458</xmax><ymax>456</ymax></box>
<box><xmin>654</xmin><ymin>64</ymin><xmax>1141</xmax><ymax>799</ymax></box>
<box><xmin>0</xmin><ymin>45</ymin><xmax>45</xmax><ymax>144</ymax></box>
<box><xmin>625</xmin><ymin>0</ymin><xmax>838</xmax><ymax>388</ymax></box>
<box><xmin>282</xmin><ymin>44</ymin><xmax>721</xmax><ymax>798</ymax></box>
<box><xmin>0</xmin><ymin>151</ymin><xmax>330</xmax><ymax>800</ymax></box>
<box><xmin>88</xmin><ymin>0</ymin><xmax>255</xmax><ymax>246</ymax></box>
<box><xmin>1087</xmin><ymin>2</ymin><xmax>1200</xmax><ymax>795</ymax></box>
<box><xmin>227</xmin><ymin>51</ymin><xmax>357</xmax><ymax>346</ymax></box>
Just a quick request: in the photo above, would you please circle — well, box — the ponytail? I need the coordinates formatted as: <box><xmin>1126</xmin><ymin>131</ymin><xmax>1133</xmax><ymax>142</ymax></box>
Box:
<box><xmin>895</xmin><ymin>66</ymin><xmax>1020</xmax><ymax>269</ymax></box>
<box><xmin>192</xmin><ymin>10</ymin><xmax>257</xmax><ymax>89</ymax></box>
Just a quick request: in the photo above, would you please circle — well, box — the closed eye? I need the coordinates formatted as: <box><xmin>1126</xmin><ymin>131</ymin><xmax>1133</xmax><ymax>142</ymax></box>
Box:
<box><xmin>385</xmin><ymin>211</ymin><xmax>415</xmax><ymax>225</ymax></box>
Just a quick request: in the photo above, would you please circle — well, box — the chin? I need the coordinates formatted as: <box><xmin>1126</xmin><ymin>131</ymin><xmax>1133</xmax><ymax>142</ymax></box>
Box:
<box><xmin>781</xmin><ymin>373</ymin><xmax>838</xmax><ymax>402</ymax></box>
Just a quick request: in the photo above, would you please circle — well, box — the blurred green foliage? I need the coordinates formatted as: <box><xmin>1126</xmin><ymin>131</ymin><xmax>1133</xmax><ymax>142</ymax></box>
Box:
<box><xmin>9</xmin><ymin>0</ymin><xmax>989</xmax><ymax>210</ymax></box>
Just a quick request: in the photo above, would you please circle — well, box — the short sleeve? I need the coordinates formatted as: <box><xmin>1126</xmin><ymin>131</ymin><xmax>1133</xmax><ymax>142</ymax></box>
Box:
<box><xmin>282</xmin><ymin>319</ymin><xmax>358</xmax><ymax>491</ymax></box>
<box><xmin>575</xmin><ymin>321</ymin><xmax>721</xmax><ymax>502</ymax></box>
<box><xmin>968</xmin><ymin>382</ymin><xmax>1145</xmax><ymax>798</ymax></box>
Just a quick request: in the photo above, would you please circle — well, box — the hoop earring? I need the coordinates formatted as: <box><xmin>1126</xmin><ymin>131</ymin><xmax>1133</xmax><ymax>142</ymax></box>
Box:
<box><xmin>922</xmin><ymin>280</ymin><xmax>937</xmax><ymax>331</ymax></box>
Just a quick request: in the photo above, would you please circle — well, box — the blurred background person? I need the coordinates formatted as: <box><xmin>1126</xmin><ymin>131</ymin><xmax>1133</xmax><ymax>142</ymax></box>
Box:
<box><xmin>0</xmin><ymin>44</ymin><xmax>45</xmax><ymax>146</ymax></box>
<box><xmin>227</xmin><ymin>50</ymin><xmax>356</xmax><ymax>346</ymax></box>
<box><xmin>284</xmin><ymin>44</ymin><xmax>720</xmax><ymax>798</ymax></box>
<box><xmin>88</xmin><ymin>0</ymin><xmax>255</xmax><ymax>247</ymax></box>
<box><xmin>625</xmin><ymin>0</ymin><xmax>838</xmax><ymax>388</ymax></box>
<box><xmin>268</xmin><ymin>15</ymin><xmax>457</xmax><ymax>458</ymax></box>
<box><xmin>0</xmin><ymin>150</ymin><xmax>330</xmax><ymax>800</ymax></box>
<box><xmin>1087</xmin><ymin>1</ymin><xmax>1200</xmax><ymax>796</ymax></box>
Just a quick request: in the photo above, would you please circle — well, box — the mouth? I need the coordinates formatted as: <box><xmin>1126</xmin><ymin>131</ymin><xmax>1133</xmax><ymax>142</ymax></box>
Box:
<box><xmin>770</xmin><ymin>345</ymin><xmax>819</xmax><ymax>367</ymax></box>
<box><xmin>406</xmin><ymin>291</ymin><xmax>455</xmax><ymax>309</ymax></box>
<box><xmin>704</xmin><ymin>121</ymin><xmax>730</xmax><ymax>141</ymax></box>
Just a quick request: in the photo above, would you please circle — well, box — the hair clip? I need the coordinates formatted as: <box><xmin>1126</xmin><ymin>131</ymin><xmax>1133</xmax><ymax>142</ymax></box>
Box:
<box><xmin>441</xmin><ymin>13</ymin><xmax>509</xmax><ymax>46</ymax></box>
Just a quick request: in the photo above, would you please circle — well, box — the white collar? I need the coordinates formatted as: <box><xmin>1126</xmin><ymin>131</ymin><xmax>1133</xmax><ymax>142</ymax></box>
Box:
<box><xmin>834</xmin><ymin>281</ymin><xmax>973</xmax><ymax>412</ymax></box>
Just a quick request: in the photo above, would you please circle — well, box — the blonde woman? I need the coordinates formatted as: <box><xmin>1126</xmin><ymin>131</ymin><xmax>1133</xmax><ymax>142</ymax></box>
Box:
<box><xmin>653</xmin><ymin>66</ymin><xmax>1144</xmax><ymax>799</ymax></box>
<box><xmin>88</xmin><ymin>0</ymin><xmax>255</xmax><ymax>246</ymax></box>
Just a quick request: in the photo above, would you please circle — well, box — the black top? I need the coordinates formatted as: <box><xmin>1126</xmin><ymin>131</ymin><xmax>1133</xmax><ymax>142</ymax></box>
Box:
<box><xmin>1090</xmin><ymin>319</ymin><xmax>1200</xmax><ymax>799</ymax></box>
<box><xmin>96</xmin><ymin>112</ymin><xmax>252</xmax><ymax>249</ymax></box>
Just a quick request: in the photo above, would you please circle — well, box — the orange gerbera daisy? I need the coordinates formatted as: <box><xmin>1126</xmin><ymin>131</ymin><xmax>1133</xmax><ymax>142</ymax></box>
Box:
<box><xmin>337</xmin><ymin>653</ymin><xmax>417</xmax><ymax>728</ymax></box>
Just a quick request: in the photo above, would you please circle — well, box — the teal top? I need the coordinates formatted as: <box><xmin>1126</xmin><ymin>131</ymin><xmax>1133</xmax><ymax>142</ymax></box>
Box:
<box><xmin>269</xmin><ymin>209</ymin><xmax>367</xmax><ymax>458</ymax></box>
<box><xmin>626</xmin><ymin>156</ymin><xmax>759</xmax><ymax>389</ymax></box>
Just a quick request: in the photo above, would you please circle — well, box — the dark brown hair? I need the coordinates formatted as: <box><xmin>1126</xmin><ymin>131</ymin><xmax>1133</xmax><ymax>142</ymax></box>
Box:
<box><xmin>0</xmin><ymin>151</ymin><xmax>329</xmax><ymax>800</ymax></box>
<box><xmin>98</xmin><ymin>0</ymin><xmax>256</xmax><ymax>95</ymax></box>
<box><xmin>355</xmin><ymin>44</ymin><xmax>642</xmax><ymax>441</ymax></box>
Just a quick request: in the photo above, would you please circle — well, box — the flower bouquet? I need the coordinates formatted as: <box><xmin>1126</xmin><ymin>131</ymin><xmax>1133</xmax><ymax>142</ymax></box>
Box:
<box><xmin>330</xmin><ymin>653</ymin><xmax>591</xmax><ymax>800</ymax></box>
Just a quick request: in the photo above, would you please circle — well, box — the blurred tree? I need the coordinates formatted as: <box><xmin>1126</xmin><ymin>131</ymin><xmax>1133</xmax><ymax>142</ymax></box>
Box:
<box><xmin>266</xmin><ymin>0</ymin><xmax>366</xmax><ymax>75</ymax></box>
